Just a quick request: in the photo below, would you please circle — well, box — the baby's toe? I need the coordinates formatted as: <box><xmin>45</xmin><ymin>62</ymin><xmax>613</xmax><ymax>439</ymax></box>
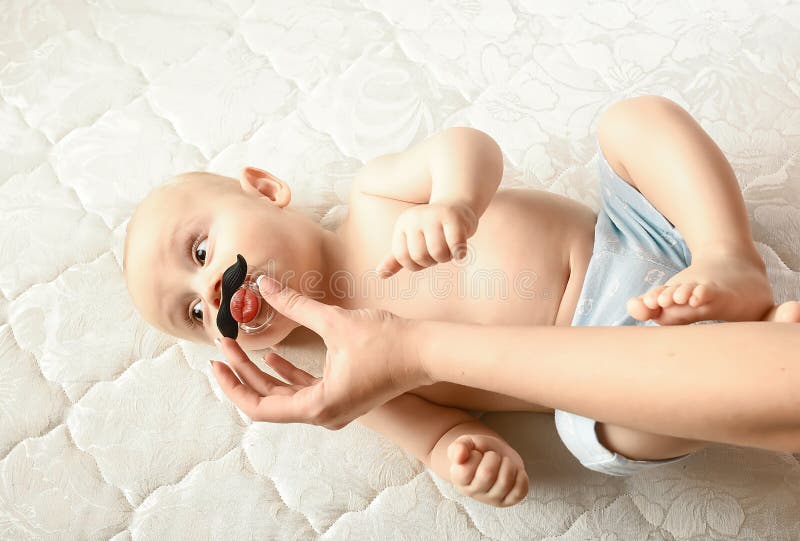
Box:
<box><xmin>627</xmin><ymin>296</ymin><xmax>661</xmax><ymax>321</ymax></box>
<box><xmin>643</xmin><ymin>285</ymin><xmax>668</xmax><ymax>309</ymax></box>
<box><xmin>672</xmin><ymin>283</ymin><xmax>697</xmax><ymax>305</ymax></box>
<box><xmin>657</xmin><ymin>285</ymin><xmax>679</xmax><ymax>308</ymax></box>
<box><xmin>689</xmin><ymin>283</ymin><xmax>715</xmax><ymax>307</ymax></box>
<box><xmin>775</xmin><ymin>301</ymin><xmax>800</xmax><ymax>323</ymax></box>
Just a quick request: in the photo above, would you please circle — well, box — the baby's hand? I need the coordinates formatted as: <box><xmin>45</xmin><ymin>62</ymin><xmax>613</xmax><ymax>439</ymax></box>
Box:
<box><xmin>376</xmin><ymin>201</ymin><xmax>477</xmax><ymax>278</ymax></box>
<box><xmin>447</xmin><ymin>434</ymin><xmax>529</xmax><ymax>507</ymax></box>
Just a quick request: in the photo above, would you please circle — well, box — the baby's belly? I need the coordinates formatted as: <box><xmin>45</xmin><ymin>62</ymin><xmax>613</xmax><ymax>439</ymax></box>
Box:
<box><xmin>409</xmin><ymin>381</ymin><xmax>554</xmax><ymax>414</ymax></box>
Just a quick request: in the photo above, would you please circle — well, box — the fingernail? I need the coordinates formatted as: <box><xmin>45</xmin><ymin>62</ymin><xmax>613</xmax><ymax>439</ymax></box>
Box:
<box><xmin>214</xmin><ymin>338</ymin><xmax>221</xmax><ymax>349</ymax></box>
<box><xmin>258</xmin><ymin>275</ymin><xmax>281</xmax><ymax>293</ymax></box>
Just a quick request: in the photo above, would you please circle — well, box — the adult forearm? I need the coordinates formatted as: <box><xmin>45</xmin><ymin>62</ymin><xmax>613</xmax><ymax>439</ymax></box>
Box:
<box><xmin>417</xmin><ymin>321</ymin><xmax>800</xmax><ymax>452</ymax></box>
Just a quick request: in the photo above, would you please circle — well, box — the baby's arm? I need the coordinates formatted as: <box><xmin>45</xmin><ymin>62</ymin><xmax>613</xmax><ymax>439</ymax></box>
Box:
<box><xmin>357</xmin><ymin>393</ymin><xmax>529</xmax><ymax>507</ymax></box>
<box><xmin>353</xmin><ymin>127</ymin><xmax>504</xmax><ymax>276</ymax></box>
<box><xmin>354</xmin><ymin>126</ymin><xmax>503</xmax><ymax>215</ymax></box>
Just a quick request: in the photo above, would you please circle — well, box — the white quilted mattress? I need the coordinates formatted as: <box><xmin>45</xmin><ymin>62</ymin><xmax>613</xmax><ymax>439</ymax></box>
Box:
<box><xmin>2</xmin><ymin>1</ymin><xmax>799</xmax><ymax>539</ymax></box>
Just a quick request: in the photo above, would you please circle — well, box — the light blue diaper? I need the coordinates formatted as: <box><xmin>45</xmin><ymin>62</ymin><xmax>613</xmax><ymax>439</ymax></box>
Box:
<box><xmin>553</xmin><ymin>146</ymin><xmax>695</xmax><ymax>476</ymax></box>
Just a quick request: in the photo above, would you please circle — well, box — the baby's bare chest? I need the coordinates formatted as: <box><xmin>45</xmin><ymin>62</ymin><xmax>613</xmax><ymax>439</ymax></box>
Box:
<box><xmin>340</xmin><ymin>188</ymin><xmax>596</xmax><ymax>326</ymax></box>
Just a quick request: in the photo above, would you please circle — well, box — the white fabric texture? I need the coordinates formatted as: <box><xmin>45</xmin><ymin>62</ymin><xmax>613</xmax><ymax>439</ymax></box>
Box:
<box><xmin>1</xmin><ymin>1</ymin><xmax>800</xmax><ymax>539</ymax></box>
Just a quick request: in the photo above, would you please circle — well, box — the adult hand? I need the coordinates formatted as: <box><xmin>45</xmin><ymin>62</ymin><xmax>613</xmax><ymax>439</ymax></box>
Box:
<box><xmin>209</xmin><ymin>277</ymin><xmax>432</xmax><ymax>429</ymax></box>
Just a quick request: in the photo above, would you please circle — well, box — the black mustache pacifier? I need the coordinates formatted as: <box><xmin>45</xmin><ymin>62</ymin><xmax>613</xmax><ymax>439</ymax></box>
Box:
<box><xmin>216</xmin><ymin>254</ymin><xmax>275</xmax><ymax>339</ymax></box>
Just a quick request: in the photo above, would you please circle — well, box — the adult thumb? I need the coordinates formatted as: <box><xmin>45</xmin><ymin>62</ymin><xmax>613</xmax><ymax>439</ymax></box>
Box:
<box><xmin>256</xmin><ymin>275</ymin><xmax>332</xmax><ymax>334</ymax></box>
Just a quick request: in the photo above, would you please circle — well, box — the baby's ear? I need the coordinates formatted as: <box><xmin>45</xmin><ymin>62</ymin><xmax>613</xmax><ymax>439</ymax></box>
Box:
<box><xmin>240</xmin><ymin>166</ymin><xmax>291</xmax><ymax>208</ymax></box>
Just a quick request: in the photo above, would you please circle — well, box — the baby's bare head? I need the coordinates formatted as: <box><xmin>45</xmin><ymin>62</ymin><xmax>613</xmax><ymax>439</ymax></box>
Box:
<box><xmin>123</xmin><ymin>171</ymin><xmax>234</xmax><ymax>273</ymax></box>
<box><xmin>123</xmin><ymin>167</ymin><xmax>325</xmax><ymax>349</ymax></box>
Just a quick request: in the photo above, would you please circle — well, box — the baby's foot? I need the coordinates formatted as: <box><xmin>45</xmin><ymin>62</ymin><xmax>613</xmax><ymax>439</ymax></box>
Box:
<box><xmin>627</xmin><ymin>252</ymin><xmax>774</xmax><ymax>325</ymax></box>
<box><xmin>762</xmin><ymin>301</ymin><xmax>800</xmax><ymax>323</ymax></box>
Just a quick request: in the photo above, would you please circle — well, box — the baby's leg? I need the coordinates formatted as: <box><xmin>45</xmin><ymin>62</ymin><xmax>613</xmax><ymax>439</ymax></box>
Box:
<box><xmin>595</xmin><ymin>422</ymin><xmax>707</xmax><ymax>462</ymax></box>
<box><xmin>597</xmin><ymin>95</ymin><xmax>774</xmax><ymax>325</ymax></box>
<box><xmin>763</xmin><ymin>300</ymin><xmax>800</xmax><ymax>323</ymax></box>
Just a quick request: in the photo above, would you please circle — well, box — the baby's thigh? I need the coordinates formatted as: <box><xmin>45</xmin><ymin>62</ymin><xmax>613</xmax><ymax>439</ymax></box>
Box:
<box><xmin>595</xmin><ymin>422</ymin><xmax>706</xmax><ymax>461</ymax></box>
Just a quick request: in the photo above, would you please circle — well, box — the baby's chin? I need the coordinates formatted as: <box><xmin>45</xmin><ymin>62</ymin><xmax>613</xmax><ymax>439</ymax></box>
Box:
<box><xmin>217</xmin><ymin>315</ymin><xmax>300</xmax><ymax>352</ymax></box>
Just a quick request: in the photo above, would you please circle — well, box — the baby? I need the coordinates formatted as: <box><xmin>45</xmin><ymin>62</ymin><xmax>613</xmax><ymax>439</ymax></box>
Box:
<box><xmin>123</xmin><ymin>96</ymin><xmax>800</xmax><ymax>508</ymax></box>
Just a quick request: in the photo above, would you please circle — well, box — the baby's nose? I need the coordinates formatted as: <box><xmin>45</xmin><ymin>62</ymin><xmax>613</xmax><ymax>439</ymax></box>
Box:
<box><xmin>208</xmin><ymin>277</ymin><xmax>222</xmax><ymax>310</ymax></box>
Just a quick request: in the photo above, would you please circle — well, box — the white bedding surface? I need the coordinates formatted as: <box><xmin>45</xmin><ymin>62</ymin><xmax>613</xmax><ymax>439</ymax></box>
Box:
<box><xmin>1</xmin><ymin>1</ymin><xmax>799</xmax><ymax>539</ymax></box>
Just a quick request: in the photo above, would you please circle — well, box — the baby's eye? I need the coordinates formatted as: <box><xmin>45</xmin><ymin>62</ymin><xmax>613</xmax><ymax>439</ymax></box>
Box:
<box><xmin>195</xmin><ymin>238</ymin><xmax>208</xmax><ymax>264</ymax></box>
<box><xmin>191</xmin><ymin>300</ymin><xmax>204</xmax><ymax>323</ymax></box>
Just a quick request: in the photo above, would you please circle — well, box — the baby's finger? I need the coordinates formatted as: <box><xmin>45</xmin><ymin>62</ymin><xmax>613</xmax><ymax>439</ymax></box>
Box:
<box><xmin>466</xmin><ymin>450</ymin><xmax>502</xmax><ymax>494</ymax></box>
<box><xmin>264</xmin><ymin>351</ymin><xmax>318</xmax><ymax>386</ymax></box>
<box><xmin>407</xmin><ymin>230</ymin><xmax>437</xmax><ymax>268</ymax></box>
<box><xmin>443</xmin><ymin>221</ymin><xmax>467</xmax><ymax>261</ymax></box>
<box><xmin>447</xmin><ymin>439</ymin><xmax>471</xmax><ymax>464</ymax></box>
<box><xmin>484</xmin><ymin>456</ymin><xmax>516</xmax><ymax>503</ymax></box>
<box><xmin>375</xmin><ymin>253</ymin><xmax>402</xmax><ymax>278</ymax></box>
<box><xmin>449</xmin><ymin>435</ymin><xmax>476</xmax><ymax>461</ymax></box>
<box><xmin>451</xmin><ymin>449</ymin><xmax>483</xmax><ymax>487</ymax></box>
<box><xmin>424</xmin><ymin>224</ymin><xmax>452</xmax><ymax>263</ymax></box>
<box><xmin>393</xmin><ymin>231</ymin><xmax>425</xmax><ymax>272</ymax></box>
<box><xmin>501</xmin><ymin>469</ymin><xmax>530</xmax><ymax>507</ymax></box>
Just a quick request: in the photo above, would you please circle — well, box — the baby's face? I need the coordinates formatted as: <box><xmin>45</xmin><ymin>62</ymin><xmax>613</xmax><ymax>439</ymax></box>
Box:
<box><xmin>124</xmin><ymin>168</ymin><xmax>323</xmax><ymax>350</ymax></box>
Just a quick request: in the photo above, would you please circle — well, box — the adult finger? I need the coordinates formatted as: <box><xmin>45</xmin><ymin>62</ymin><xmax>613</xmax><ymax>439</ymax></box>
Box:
<box><xmin>257</xmin><ymin>276</ymin><xmax>336</xmax><ymax>335</ymax></box>
<box><xmin>210</xmin><ymin>360</ymin><xmax>269</xmax><ymax>419</ymax></box>
<box><xmin>216</xmin><ymin>338</ymin><xmax>287</xmax><ymax>395</ymax></box>
<box><xmin>211</xmin><ymin>360</ymin><xmax>323</xmax><ymax>423</ymax></box>
<box><xmin>264</xmin><ymin>351</ymin><xmax>318</xmax><ymax>385</ymax></box>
